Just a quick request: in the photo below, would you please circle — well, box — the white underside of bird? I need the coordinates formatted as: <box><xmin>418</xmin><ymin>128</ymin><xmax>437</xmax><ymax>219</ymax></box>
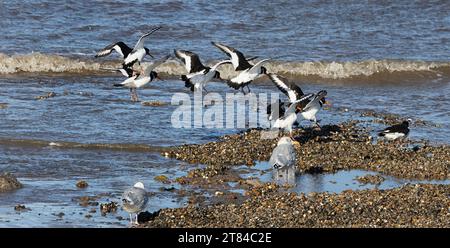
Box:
<box><xmin>273</xmin><ymin>111</ymin><xmax>297</xmax><ymax>133</ymax></box>
<box><xmin>124</xmin><ymin>49</ymin><xmax>146</xmax><ymax>66</ymax></box>
<box><xmin>271</xmin><ymin>94</ymin><xmax>314</xmax><ymax>133</ymax></box>
<box><xmin>117</xmin><ymin>75</ymin><xmax>151</xmax><ymax>89</ymax></box>
<box><xmin>298</xmin><ymin>101</ymin><xmax>321</xmax><ymax>122</ymax></box>
<box><xmin>185</xmin><ymin>70</ymin><xmax>214</xmax><ymax>91</ymax></box>
<box><xmin>185</xmin><ymin>61</ymin><xmax>230</xmax><ymax>91</ymax></box>
<box><xmin>230</xmin><ymin>59</ymin><xmax>269</xmax><ymax>85</ymax></box>
<box><xmin>383</xmin><ymin>132</ymin><xmax>406</xmax><ymax>140</ymax></box>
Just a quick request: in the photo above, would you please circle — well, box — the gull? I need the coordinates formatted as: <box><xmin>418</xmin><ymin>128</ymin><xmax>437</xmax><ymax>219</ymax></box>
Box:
<box><xmin>269</xmin><ymin>137</ymin><xmax>297</xmax><ymax>170</ymax></box>
<box><xmin>122</xmin><ymin>182</ymin><xmax>148</xmax><ymax>225</ymax></box>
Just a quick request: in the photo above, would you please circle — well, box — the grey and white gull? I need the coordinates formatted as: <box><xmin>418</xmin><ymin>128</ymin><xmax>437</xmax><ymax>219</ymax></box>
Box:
<box><xmin>122</xmin><ymin>182</ymin><xmax>149</xmax><ymax>225</ymax></box>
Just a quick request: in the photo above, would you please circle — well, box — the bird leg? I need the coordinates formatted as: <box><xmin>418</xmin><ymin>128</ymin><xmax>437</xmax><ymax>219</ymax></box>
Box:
<box><xmin>130</xmin><ymin>88</ymin><xmax>139</xmax><ymax>102</ymax></box>
<box><xmin>134</xmin><ymin>90</ymin><xmax>139</xmax><ymax>102</ymax></box>
<box><xmin>311</xmin><ymin>118</ymin><xmax>321</xmax><ymax>129</ymax></box>
<box><xmin>289</xmin><ymin>130</ymin><xmax>295</xmax><ymax>140</ymax></box>
<box><xmin>202</xmin><ymin>86</ymin><xmax>209</xmax><ymax>94</ymax></box>
<box><xmin>129</xmin><ymin>214</ymin><xmax>133</xmax><ymax>224</ymax></box>
<box><xmin>315</xmin><ymin>120</ymin><xmax>321</xmax><ymax>129</ymax></box>
<box><xmin>241</xmin><ymin>87</ymin><xmax>246</xmax><ymax>95</ymax></box>
<box><xmin>246</xmin><ymin>85</ymin><xmax>251</xmax><ymax>93</ymax></box>
<box><xmin>135</xmin><ymin>214</ymin><xmax>139</xmax><ymax>225</ymax></box>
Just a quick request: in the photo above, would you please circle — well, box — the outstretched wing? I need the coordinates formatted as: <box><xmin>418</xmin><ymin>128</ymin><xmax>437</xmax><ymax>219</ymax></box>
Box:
<box><xmin>133</xmin><ymin>26</ymin><xmax>162</xmax><ymax>51</ymax></box>
<box><xmin>268</xmin><ymin>73</ymin><xmax>304</xmax><ymax>102</ymax></box>
<box><xmin>269</xmin><ymin>143</ymin><xmax>296</xmax><ymax>169</ymax></box>
<box><xmin>95</xmin><ymin>42</ymin><xmax>132</xmax><ymax>58</ymax></box>
<box><xmin>137</xmin><ymin>54</ymin><xmax>170</xmax><ymax>79</ymax></box>
<box><xmin>122</xmin><ymin>187</ymin><xmax>148</xmax><ymax>208</ymax></box>
<box><xmin>211</xmin><ymin>42</ymin><xmax>253</xmax><ymax>71</ymax></box>
<box><xmin>302</xmin><ymin>90</ymin><xmax>327</xmax><ymax>112</ymax></box>
<box><xmin>174</xmin><ymin>49</ymin><xmax>207</xmax><ymax>73</ymax></box>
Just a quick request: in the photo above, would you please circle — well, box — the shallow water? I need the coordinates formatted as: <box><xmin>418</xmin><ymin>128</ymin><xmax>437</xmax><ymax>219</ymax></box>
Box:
<box><xmin>240</xmin><ymin>162</ymin><xmax>450</xmax><ymax>194</ymax></box>
<box><xmin>1</xmin><ymin>1</ymin><xmax>450</xmax><ymax>227</ymax></box>
<box><xmin>1</xmin><ymin>74</ymin><xmax>449</xmax><ymax>227</ymax></box>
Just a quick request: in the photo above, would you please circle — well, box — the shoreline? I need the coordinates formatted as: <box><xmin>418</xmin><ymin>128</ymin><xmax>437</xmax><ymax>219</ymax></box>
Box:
<box><xmin>140</xmin><ymin>183</ymin><xmax>450</xmax><ymax>228</ymax></box>
<box><xmin>134</xmin><ymin>116</ymin><xmax>450</xmax><ymax>227</ymax></box>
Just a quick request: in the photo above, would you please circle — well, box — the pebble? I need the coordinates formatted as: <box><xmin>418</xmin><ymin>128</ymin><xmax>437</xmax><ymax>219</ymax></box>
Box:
<box><xmin>141</xmin><ymin>184</ymin><xmax>450</xmax><ymax>228</ymax></box>
<box><xmin>0</xmin><ymin>173</ymin><xmax>23</xmax><ymax>192</ymax></box>
<box><xmin>76</xmin><ymin>180</ymin><xmax>88</xmax><ymax>188</ymax></box>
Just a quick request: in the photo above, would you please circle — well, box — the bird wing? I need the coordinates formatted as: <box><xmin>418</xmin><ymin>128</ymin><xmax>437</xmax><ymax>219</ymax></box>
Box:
<box><xmin>137</xmin><ymin>54</ymin><xmax>170</xmax><ymax>79</ymax></box>
<box><xmin>122</xmin><ymin>187</ymin><xmax>148</xmax><ymax>207</ymax></box>
<box><xmin>174</xmin><ymin>49</ymin><xmax>206</xmax><ymax>73</ymax></box>
<box><xmin>116</xmin><ymin>75</ymin><xmax>138</xmax><ymax>86</ymax></box>
<box><xmin>382</xmin><ymin>122</ymin><xmax>407</xmax><ymax>133</ymax></box>
<box><xmin>95</xmin><ymin>42</ymin><xmax>131</xmax><ymax>58</ymax></box>
<box><xmin>100</xmin><ymin>67</ymin><xmax>133</xmax><ymax>77</ymax></box>
<box><xmin>132</xmin><ymin>26</ymin><xmax>162</xmax><ymax>51</ymax></box>
<box><xmin>268</xmin><ymin>73</ymin><xmax>304</xmax><ymax>102</ymax></box>
<box><xmin>211</xmin><ymin>42</ymin><xmax>253</xmax><ymax>71</ymax></box>
<box><xmin>267</xmin><ymin>100</ymin><xmax>286</xmax><ymax>121</ymax></box>
<box><xmin>287</xmin><ymin>93</ymin><xmax>314</xmax><ymax>115</ymax></box>
<box><xmin>269</xmin><ymin>143</ymin><xmax>296</xmax><ymax>169</ymax></box>
<box><xmin>210</xmin><ymin>60</ymin><xmax>232</xmax><ymax>70</ymax></box>
<box><xmin>248</xmin><ymin>59</ymin><xmax>270</xmax><ymax>74</ymax></box>
<box><xmin>246</xmin><ymin>56</ymin><xmax>259</xmax><ymax>61</ymax></box>
<box><xmin>302</xmin><ymin>90</ymin><xmax>327</xmax><ymax>112</ymax></box>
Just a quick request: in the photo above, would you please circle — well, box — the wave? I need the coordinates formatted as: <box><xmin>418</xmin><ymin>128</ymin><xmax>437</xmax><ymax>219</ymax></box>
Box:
<box><xmin>0</xmin><ymin>137</ymin><xmax>169</xmax><ymax>153</ymax></box>
<box><xmin>1</xmin><ymin>53</ymin><xmax>450</xmax><ymax>81</ymax></box>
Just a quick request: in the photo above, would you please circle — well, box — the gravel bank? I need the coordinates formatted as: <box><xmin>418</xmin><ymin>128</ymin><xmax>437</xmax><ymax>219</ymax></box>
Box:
<box><xmin>141</xmin><ymin>184</ymin><xmax>450</xmax><ymax>228</ymax></box>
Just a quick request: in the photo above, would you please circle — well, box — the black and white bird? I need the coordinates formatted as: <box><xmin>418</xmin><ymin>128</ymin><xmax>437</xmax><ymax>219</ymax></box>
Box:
<box><xmin>174</xmin><ymin>49</ymin><xmax>230</xmax><ymax>92</ymax></box>
<box><xmin>269</xmin><ymin>137</ymin><xmax>297</xmax><ymax>170</ymax></box>
<box><xmin>378</xmin><ymin>120</ymin><xmax>411</xmax><ymax>140</ymax></box>
<box><xmin>211</xmin><ymin>42</ymin><xmax>268</xmax><ymax>94</ymax></box>
<box><xmin>296</xmin><ymin>90</ymin><xmax>328</xmax><ymax>128</ymax></box>
<box><xmin>101</xmin><ymin>67</ymin><xmax>134</xmax><ymax>77</ymax></box>
<box><xmin>272</xmin><ymin>94</ymin><xmax>314</xmax><ymax>137</ymax></box>
<box><xmin>267</xmin><ymin>99</ymin><xmax>286</xmax><ymax>121</ymax></box>
<box><xmin>122</xmin><ymin>182</ymin><xmax>148</xmax><ymax>225</ymax></box>
<box><xmin>113</xmin><ymin>55</ymin><xmax>169</xmax><ymax>102</ymax></box>
<box><xmin>267</xmin><ymin>73</ymin><xmax>327</xmax><ymax>128</ymax></box>
<box><xmin>266</xmin><ymin>73</ymin><xmax>305</xmax><ymax>122</ymax></box>
<box><xmin>268</xmin><ymin>73</ymin><xmax>304</xmax><ymax>103</ymax></box>
<box><xmin>95</xmin><ymin>26</ymin><xmax>162</xmax><ymax>68</ymax></box>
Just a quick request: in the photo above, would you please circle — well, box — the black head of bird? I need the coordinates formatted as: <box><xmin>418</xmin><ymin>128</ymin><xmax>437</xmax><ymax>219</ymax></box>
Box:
<box><xmin>150</xmin><ymin>71</ymin><xmax>159</xmax><ymax>81</ymax></box>
<box><xmin>213</xmin><ymin>71</ymin><xmax>221</xmax><ymax>80</ymax></box>
<box><xmin>144</xmin><ymin>47</ymin><xmax>154</xmax><ymax>58</ymax></box>
<box><xmin>403</xmin><ymin>119</ymin><xmax>412</xmax><ymax>126</ymax></box>
<box><xmin>261</xmin><ymin>66</ymin><xmax>268</xmax><ymax>75</ymax></box>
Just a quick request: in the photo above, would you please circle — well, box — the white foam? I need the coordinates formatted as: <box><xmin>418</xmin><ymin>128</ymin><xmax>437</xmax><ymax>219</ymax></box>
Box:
<box><xmin>1</xmin><ymin>53</ymin><xmax>449</xmax><ymax>80</ymax></box>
